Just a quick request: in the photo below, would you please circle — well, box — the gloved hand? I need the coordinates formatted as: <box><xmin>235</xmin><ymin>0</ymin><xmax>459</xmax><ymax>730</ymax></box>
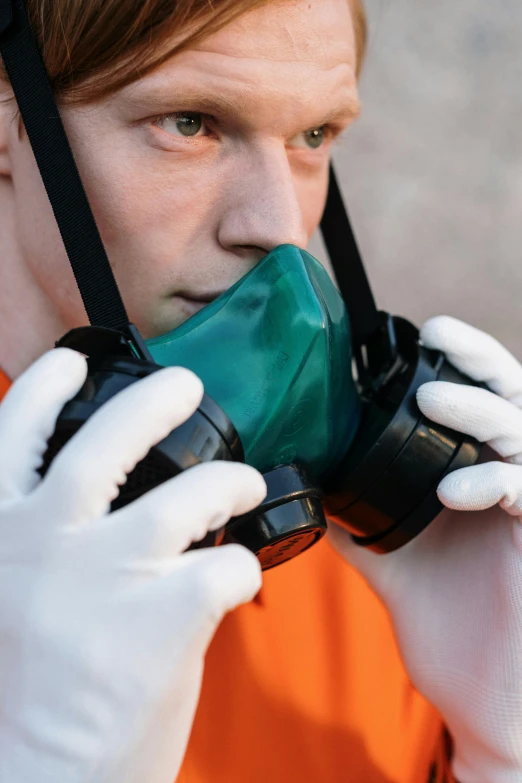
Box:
<box><xmin>0</xmin><ymin>349</ymin><xmax>266</xmax><ymax>783</ymax></box>
<box><xmin>328</xmin><ymin>316</ymin><xmax>522</xmax><ymax>783</ymax></box>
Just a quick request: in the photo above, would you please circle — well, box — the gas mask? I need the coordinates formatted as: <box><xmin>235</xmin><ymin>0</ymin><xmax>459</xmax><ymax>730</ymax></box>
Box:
<box><xmin>0</xmin><ymin>0</ymin><xmax>481</xmax><ymax>569</ymax></box>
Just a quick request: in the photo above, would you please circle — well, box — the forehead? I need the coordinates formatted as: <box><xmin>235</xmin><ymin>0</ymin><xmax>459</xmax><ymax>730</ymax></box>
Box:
<box><xmin>122</xmin><ymin>0</ymin><xmax>359</xmax><ymax>129</ymax></box>
<box><xmin>194</xmin><ymin>0</ymin><xmax>357</xmax><ymax>69</ymax></box>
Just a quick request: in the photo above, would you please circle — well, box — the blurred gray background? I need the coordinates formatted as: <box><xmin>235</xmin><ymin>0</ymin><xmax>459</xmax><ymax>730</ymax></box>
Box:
<box><xmin>310</xmin><ymin>0</ymin><xmax>522</xmax><ymax>355</ymax></box>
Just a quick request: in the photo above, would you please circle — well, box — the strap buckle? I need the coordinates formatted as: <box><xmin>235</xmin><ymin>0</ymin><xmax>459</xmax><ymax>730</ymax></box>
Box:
<box><xmin>356</xmin><ymin>311</ymin><xmax>401</xmax><ymax>392</ymax></box>
<box><xmin>56</xmin><ymin>325</ymin><xmax>155</xmax><ymax>363</ymax></box>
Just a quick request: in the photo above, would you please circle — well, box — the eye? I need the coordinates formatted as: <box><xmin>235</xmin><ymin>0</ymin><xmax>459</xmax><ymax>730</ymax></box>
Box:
<box><xmin>289</xmin><ymin>127</ymin><xmax>327</xmax><ymax>151</ymax></box>
<box><xmin>154</xmin><ymin>112</ymin><xmax>209</xmax><ymax>138</ymax></box>
<box><xmin>304</xmin><ymin>128</ymin><xmax>326</xmax><ymax>149</ymax></box>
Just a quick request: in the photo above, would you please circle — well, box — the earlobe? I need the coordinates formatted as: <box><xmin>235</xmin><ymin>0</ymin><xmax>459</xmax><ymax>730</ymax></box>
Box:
<box><xmin>0</xmin><ymin>85</ymin><xmax>15</xmax><ymax>177</ymax></box>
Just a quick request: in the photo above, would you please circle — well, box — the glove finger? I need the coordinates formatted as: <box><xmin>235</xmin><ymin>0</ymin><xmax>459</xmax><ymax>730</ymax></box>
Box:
<box><xmin>420</xmin><ymin>316</ymin><xmax>522</xmax><ymax>404</ymax></box>
<box><xmin>417</xmin><ymin>382</ymin><xmax>522</xmax><ymax>463</ymax></box>
<box><xmin>105</xmin><ymin>462</ymin><xmax>267</xmax><ymax>561</ymax></box>
<box><xmin>0</xmin><ymin>349</ymin><xmax>87</xmax><ymax>500</ymax></box>
<box><xmin>38</xmin><ymin>367</ymin><xmax>204</xmax><ymax>523</ymax></box>
<box><xmin>159</xmin><ymin>544</ymin><xmax>262</xmax><ymax>639</ymax></box>
<box><xmin>438</xmin><ymin>462</ymin><xmax>522</xmax><ymax>515</ymax></box>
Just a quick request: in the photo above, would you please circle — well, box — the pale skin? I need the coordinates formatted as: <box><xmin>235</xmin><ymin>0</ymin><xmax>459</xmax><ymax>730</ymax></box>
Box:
<box><xmin>0</xmin><ymin>0</ymin><xmax>360</xmax><ymax>379</ymax></box>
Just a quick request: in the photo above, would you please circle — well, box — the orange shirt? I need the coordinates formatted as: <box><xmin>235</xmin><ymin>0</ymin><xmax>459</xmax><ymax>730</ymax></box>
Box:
<box><xmin>0</xmin><ymin>371</ymin><xmax>455</xmax><ymax>783</ymax></box>
<box><xmin>0</xmin><ymin>369</ymin><xmax>10</xmax><ymax>400</ymax></box>
<box><xmin>178</xmin><ymin>540</ymin><xmax>455</xmax><ymax>783</ymax></box>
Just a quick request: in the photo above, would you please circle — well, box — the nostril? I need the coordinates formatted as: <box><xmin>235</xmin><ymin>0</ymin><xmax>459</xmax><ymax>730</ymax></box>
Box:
<box><xmin>230</xmin><ymin>245</ymin><xmax>271</xmax><ymax>264</ymax></box>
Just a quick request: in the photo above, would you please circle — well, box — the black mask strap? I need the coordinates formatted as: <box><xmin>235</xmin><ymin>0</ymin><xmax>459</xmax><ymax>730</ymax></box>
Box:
<box><xmin>0</xmin><ymin>0</ymin><xmax>129</xmax><ymax>332</ymax></box>
<box><xmin>320</xmin><ymin>166</ymin><xmax>382</xmax><ymax>349</ymax></box>
<box><xmin>320</xmin><ymin>167</ymin><xmax>400</xmax><ymax>385</ymax></box>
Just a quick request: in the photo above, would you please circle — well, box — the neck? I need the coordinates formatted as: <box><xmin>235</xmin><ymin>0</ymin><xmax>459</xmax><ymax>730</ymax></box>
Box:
<box><xmin>0</xmin><ymin>179</ymin><xmax>67</xmax><ymax>380</ymax></box>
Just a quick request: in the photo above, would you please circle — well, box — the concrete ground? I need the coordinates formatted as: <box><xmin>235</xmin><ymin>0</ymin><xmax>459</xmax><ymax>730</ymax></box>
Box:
<box><xmin>310</xmin><ymin>0</ymin><xmax>522</xmax><ymax>355</ymax></box>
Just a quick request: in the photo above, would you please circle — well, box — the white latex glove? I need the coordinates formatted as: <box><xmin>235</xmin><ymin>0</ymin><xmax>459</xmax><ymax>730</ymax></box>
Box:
<box><xmin>328</xmin><ymin>316</ymin><xmax>522</xmax><ymax>783</ymax></box>
<box><xmin>0</xmin><ymin>349</ymin><xmax>266</xmax><ymax>783</ymax></box>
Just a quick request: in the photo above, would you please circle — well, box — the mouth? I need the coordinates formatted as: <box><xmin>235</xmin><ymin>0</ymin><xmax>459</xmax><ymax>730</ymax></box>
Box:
<box><xmin>173</xmin><ymin>289</ymin><xmax>225</xmax><ymax>317</ymax></box>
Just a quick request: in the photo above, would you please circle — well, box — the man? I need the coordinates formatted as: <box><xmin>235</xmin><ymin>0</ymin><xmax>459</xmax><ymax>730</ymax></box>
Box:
<box><xmin>1</xmin><ymin>1</ymin><xmax>522</xmax><ymax>781</ymax></box>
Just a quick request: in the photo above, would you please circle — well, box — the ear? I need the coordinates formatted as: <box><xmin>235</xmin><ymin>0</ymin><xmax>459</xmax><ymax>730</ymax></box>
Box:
<box><xmin>0</xmin><ymin>82</ymin><xmax>15</xmax><ymax>177</ymax></box>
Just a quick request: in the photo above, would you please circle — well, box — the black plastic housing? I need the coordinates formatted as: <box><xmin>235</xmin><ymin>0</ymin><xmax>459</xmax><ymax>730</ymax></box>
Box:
<box><xmin>323</xmin><ymin>316</ymin><xmax>482</xmax><ymax>553</ymax></box>
<box><xmin>224</xmin><ymin>464</ymin><xmax>326</xmax><ymax>570</ymax></box>
<box><xmin>40</xmin><ymin>327</ymin><xmax>327</xmax><ymax>569</ymax></box>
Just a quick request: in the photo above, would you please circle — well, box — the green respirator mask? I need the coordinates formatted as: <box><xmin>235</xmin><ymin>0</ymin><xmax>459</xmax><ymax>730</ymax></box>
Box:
<box><xmin>147</xmin><ymin>244</ymin><xmax>360</xmax><ymax>481</ymax></box>
<box><xmin>1</xmin><ymin>0</ymin><xmax>483</xmax><ymax>571</ymax></box>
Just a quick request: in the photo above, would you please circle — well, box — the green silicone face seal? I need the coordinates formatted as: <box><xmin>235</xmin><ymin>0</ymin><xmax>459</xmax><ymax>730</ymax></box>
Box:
<box><xmin>147</xmin><ymin>244</ymin><xmax>360</xmax><ymax>480</ymax></box>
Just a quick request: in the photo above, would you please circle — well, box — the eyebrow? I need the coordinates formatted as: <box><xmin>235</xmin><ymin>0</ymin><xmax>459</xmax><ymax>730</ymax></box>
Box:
<box><xmin>118</xmin><ymin>82</ymin><xmax>360</xmax><ymax>127</ymax></box>
<box><xmin>321</xmin><ymin>100</ymin><xmax>361</xmax><ymax>125</ymax></box>
<box><xmin>120</xmin><ymin>85</ymin><xmax>241</xmax><ymax>117</ymax></box>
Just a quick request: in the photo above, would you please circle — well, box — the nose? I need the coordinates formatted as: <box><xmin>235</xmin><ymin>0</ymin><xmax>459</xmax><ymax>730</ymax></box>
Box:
<box><xmin>217</xmin><ymin>143</ymin><xmax>309</xmax><ymax>262</ymax></box>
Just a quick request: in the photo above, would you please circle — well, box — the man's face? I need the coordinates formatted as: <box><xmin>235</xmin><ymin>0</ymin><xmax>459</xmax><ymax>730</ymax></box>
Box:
<box><xmin>7</xmin><ymin>0</ymin><xmax>359</xmax><ymax>339</ymax></box>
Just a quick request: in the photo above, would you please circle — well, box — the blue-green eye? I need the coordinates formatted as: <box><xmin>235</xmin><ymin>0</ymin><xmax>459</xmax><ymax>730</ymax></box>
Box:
<box><xmin>156</xmin><ymin>112</ymin><xmax>205</xmax><ymax>137</ymax></box>
<box><xmin>289</xmin><ymin>127</ymin><xmax>328</xmax><ymax>151</ymax></box>
<box><xmin>303</xmin><ymin>128</ymin><xmax>325</xmax><ymax>149</ymax></box>
<box><xmin>175</xmin><ymin>113</ymin><xmax>203</xmax><ymax>136</ymax></box>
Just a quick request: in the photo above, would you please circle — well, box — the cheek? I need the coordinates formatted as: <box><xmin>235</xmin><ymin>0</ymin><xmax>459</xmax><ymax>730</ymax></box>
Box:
<box><xmin>295</xmin><ymin>165</ymin><xmax>330</xmax><ymax>240</ymax></box>
<box><xmin>13</xmin><ymin>141</ymin><xmax>86</xmax><ymax>327</ymax></box>
<box><xmin>68</xmin><ymin>129</ymin><xmax>222</xmax><ymax>271</ymax></box>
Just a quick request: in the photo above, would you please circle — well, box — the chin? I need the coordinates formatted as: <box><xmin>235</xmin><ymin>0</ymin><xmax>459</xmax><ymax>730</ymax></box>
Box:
<box><xmin>137</xmin><ymin>301</ymin><xmax>196</xmax><ymax>340</ymax></box>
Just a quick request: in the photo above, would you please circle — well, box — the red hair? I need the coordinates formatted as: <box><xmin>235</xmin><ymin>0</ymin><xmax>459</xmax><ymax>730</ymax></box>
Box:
<box><xmin>2</xmin><ymin>0</ymin><xmax>366</xmax><ymax>102</ymax></box>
